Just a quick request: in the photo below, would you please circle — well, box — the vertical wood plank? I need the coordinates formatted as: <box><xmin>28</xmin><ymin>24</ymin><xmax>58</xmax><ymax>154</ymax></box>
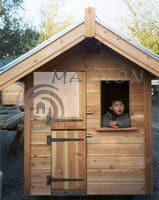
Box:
<box><xmin>24</xmin><ymin>73</ymin><xmax>33</xmax><ymax>194</ymax></box>
<box><xmin>51</xmin><ymin>130</ymin><xmax>86</xmax><ymax>191</ymax></box>
<box><xmin>144</xmin><ymin>73</ymin><xmax>153</xmax><ymax>193</ymax></box>
<box><xmin>84</xmin><ymin>7</ymin><xmax>95</xmax><ymax>37</ymax></box>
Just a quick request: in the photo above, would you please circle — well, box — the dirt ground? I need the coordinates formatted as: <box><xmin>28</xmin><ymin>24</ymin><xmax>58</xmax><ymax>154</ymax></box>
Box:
<box><xmin>1</xmin><ymin>97</ymin><xmax>159</xmax><ymax>200</ymax></box>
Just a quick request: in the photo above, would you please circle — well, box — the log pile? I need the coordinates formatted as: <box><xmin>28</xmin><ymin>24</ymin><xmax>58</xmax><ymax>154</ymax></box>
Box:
<box><xmin>0</xmin><ymin>106</ymin><xmax>24</xmax><ymax>130</ymax></box>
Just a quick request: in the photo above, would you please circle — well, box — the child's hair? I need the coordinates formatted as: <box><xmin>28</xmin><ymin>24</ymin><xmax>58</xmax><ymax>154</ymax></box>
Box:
<box><xmin>109</xmin><ymin>97</ymin><xmax>125</xmax><ymax>107</ymax></box>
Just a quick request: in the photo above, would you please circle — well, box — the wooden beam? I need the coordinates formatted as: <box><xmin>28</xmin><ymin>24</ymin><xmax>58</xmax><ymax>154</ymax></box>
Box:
<box><xmin>95</xmin><ymin>22</ymin><xmax>159</xmax><ymax>77</ymax></box>
<box><xmin>0</xmin><ymin>24</ymin><xmax>85</xmax><ymax>91</ymax></box>
<box><xmin>24</xmin><ymin>73</ymin><xmax>33</xmax><ymax>194</ymax></box>
<box><xmin>84</xmin><ymin>7</ymin><xmax>95</xmax><ymax>37</ymax></box>
<box><xmin>144</xmin><ymin>72</ymin><xmax>153</xmax><ymax>194</ymax></box>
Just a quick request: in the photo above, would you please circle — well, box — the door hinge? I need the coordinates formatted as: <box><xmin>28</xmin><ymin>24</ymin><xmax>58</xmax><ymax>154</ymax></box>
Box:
<box><xmin>47</xmin><ymin>176</ymin><xmax>84</xmax><ymax>185</ymax></box>
<box><xmin>47</xmin><ymin>136</ymin><xmax>84</xmax><ymax>145</ymax></box>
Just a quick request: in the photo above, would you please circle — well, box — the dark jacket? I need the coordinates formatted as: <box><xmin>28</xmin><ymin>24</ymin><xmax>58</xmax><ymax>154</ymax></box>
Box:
<box><xmin>102</xmin><ymin>111</ymin><xmax>131</xmax><ymax>128</ymax></box>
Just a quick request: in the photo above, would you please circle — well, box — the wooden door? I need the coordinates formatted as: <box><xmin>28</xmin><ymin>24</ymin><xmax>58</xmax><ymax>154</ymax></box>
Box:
<box><xmin>51</xmin><ymin>72</ymin><xmax>86</xmax><ymax>129</ymax></box>
<box><xmin>48</xmin><ymin>72</ymin><xmax>86</xmax><ymax>195</ymax></box>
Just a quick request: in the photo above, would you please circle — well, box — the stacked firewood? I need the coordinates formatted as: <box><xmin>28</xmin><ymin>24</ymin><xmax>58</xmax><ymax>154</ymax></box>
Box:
<box><xmin>0</xmin><ymin>106</ymin><xmax>24</xmax><ymax>130</ymax></box>
<box><xmin>0</xmin><ymin>106</ymin><xmax>24</xmax><ymax>155</ymax></box>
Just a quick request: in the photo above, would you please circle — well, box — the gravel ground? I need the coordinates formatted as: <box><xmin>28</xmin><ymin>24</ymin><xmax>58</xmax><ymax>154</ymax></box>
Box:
<box><xmin>0</xmin><ymin>97</ymin><xmax>159</xmax><ymax>200</ymax></box>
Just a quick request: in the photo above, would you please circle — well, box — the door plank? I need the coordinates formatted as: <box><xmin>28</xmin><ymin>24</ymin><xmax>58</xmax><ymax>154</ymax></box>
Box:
<box><xmin>51</xmin><ymin>130</ymin><xmax>86</xmax><ymax>191</ymax></box>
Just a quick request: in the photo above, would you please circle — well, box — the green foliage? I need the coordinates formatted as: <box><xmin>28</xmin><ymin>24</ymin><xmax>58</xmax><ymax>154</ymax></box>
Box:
<box><xmin>123</xmin><ymin>0</ymin><xmax>159</xmax><ymax>54</ymax></box>
<box><xmin>0</xmin><ymin>0</ymin><xmax>72</xmax><ymax>60</ymax></box>
<box><xmin>0</xmin><ymin>0</ymin><xmax>39</xmax><ymax>59</ymax></box>
<box><xmin>38</xmin><ymin>0</ymin><xmax>71</xmax><ymax>43</ymax></box>
<box><xmin>129</xmin><ymin>27</ymin><xmax>159</xmax><ymax>54</ymax></box>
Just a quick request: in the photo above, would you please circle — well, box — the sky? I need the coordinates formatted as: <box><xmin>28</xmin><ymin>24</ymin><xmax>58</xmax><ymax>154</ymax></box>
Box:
<box><xmin>23</xmin><ymin>0</ymin><xmax>129</xmax><ymax>31</ymax></box>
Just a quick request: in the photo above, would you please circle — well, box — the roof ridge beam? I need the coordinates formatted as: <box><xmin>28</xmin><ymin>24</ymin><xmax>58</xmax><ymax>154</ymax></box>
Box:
<box><xmin>84</xmin><ymin>7</ymin><xmax>95</xmax><ymax>37</ymax></box>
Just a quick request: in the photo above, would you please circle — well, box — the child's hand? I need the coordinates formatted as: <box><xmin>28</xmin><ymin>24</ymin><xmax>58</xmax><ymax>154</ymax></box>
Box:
<box><xmin>108</xmin><ymin>121</ymin><xmax>119</xmax><ymax>128</ymax></box>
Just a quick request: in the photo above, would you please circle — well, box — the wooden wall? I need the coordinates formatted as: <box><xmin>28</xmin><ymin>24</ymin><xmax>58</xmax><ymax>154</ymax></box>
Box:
<box><xmin>24</xmin><ymin>73</ymin><xmax>51</xmax><ymax>195</ymax></box>
<box><xmin>24</xmin><ymin>39</ymin><xmax>152</xmax><ymax>195</ymax></box>
<box><xmin>1</xmin><ymin>82</ymin><xmax>24</xmax><ymax>105</ymax></box>
<box><xmin>86</xmin><ymin>70</ymin><xmax>146</xmax><ymax>194</ymax></box>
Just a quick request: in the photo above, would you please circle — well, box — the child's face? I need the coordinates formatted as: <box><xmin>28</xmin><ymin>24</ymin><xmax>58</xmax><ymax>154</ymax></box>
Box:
<box><xmin>109</xmin><ymin>100</ymin><xmax>125</xmax><ymax>115</ymax></box>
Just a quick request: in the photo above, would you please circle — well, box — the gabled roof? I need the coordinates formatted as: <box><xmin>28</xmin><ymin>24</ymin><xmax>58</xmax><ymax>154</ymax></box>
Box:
<box><xmin>0</xmin><ymin>7</ymin><xmax>159</xmax><ymax>90</ymax></box>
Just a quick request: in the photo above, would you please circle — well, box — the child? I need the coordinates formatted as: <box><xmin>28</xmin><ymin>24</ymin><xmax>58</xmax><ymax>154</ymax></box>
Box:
<box><xmin>102</xmin><ymin>98</ymin><xmax>131</xmax><ymax>128</ymax></box>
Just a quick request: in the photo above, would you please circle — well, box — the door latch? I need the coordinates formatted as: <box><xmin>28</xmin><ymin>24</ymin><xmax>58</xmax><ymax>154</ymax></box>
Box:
<box><xmin>86</xmin><ymin>111</ymin><xmax>94</xmax><ymax>115</ymax></box>
<box><xmin>47</xmin><ymin>176</ymin><xmax>84</xmax><ymax>185</ymax></box>
<box><xmin>86</xmin><ymin>133</ymin><xmax>94</xmax><ymax>138</ymax></box>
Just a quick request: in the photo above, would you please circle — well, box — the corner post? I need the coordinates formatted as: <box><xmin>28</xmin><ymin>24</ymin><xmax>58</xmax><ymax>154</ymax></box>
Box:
<box><xmin>84</xmin><ymin>7</ymin><xmax>95</xmax><ymax>37</ymax></box>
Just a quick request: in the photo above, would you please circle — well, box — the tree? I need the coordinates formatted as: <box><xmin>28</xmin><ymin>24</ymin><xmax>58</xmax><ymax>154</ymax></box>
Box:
<box><xmin>123</xmin><ymin>0</ymin><xmax>159</xmax><ymax>54</ymax></box>
<box><xmin>0</xmin><ymin>0</ymin><xmax>39</xmax><ymax>59</ymax></box>
<box><xmin>38</xmin><ymin>0</ymin><xmax>71</xmax><ymax>43</ymax></box>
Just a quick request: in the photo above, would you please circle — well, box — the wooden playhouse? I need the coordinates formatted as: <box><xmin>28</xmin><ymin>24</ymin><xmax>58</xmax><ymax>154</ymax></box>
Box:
<box><xmin>1</xmin><ymin>7</ymin><xmax>159</xmax><ymax>196</ymax></box>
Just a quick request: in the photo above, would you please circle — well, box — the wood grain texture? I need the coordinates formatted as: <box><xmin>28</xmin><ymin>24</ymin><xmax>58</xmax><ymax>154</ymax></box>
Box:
<box><xmin>95</xmin><ymin>22</ymin><xmax>159</xmax><ymax>77</ymax></box>
<box><xmin>31</xmin><ymin>157</ymin><xmax>51</xmax><ymax>170</ymax></box>
<box><xmin>84</xmin><ymin>7</ymin><xmax>95</xmax><ymax>37</ymax></box>
<box><xmin>87</xmin><ymin>182</ymin><xmax>145</xmax><ymax>195</ymax></box>
<box><xmin>51</xmin><ymin>130</ymin><xmax>86</xmax><ymax>191</ymax></box>
<box><xmin>31</xmin><ymin>182</ymin><xmax>51</xmax><ymax>195</ymax></box>
<box><xmin>31</xmin><ymin>145</ymin><xmax>51</xmax><ymax>157</ymax></box>
<box><xmin>24</xmin><ymin>73</ymin><xmax>33</xmax><ymax>194</ymax></box>
<box><xmin>1</xmin><ymin>82</ymin><xmax>24</xmax><ymax>105</ymax></box>
<box><xmin>88</xmin><ymin>143</ymin><xmax>144</xmax><ymax>156</ymax></box>
<box><xmin>51</xmin><ymin>72</ymin><xmax>86</xmax><ymax>129</ymax></box>
<box><xmin>87</xmin><ymin>169</ymin><xmax>145</xmax><ymax>182</ymax></box>
<box><xmin>86</xmin><ymin>133</ymin><xmax>145</xmax><ymax>144</ymax></box>
<box><xmin>144</xmin><ymin>73</ymin><xmax>153</xmax><ymax>193</ymax></box>
<box><xmin>30</xmin><ymin>169</ymin><xmax>51</xmax><ymax>195</ymax></box>
<box><xmin>87</xmin><ymin>156</ymin><xmax>145</xmax><ymax>169</ymax></box>
<box><xmin>31</xmin><ymin>169</ymin><xmax>51</xmax><ymax>183</ymax></box>
<box><xmin>0</xmin><ymin>24</ymin><xmax>85</xmax><ymax>90</ymax></box>
<box><xmin>86</xmin><ymin>63</ymin><xmax>146</xmax><ymax>194</ymax></box>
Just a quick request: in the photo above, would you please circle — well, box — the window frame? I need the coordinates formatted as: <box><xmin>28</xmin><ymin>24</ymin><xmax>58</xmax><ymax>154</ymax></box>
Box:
<box><xmin>100</xmin><ymin>80</ymin><xmax>131</xmax><ymax>129</ymax></box>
